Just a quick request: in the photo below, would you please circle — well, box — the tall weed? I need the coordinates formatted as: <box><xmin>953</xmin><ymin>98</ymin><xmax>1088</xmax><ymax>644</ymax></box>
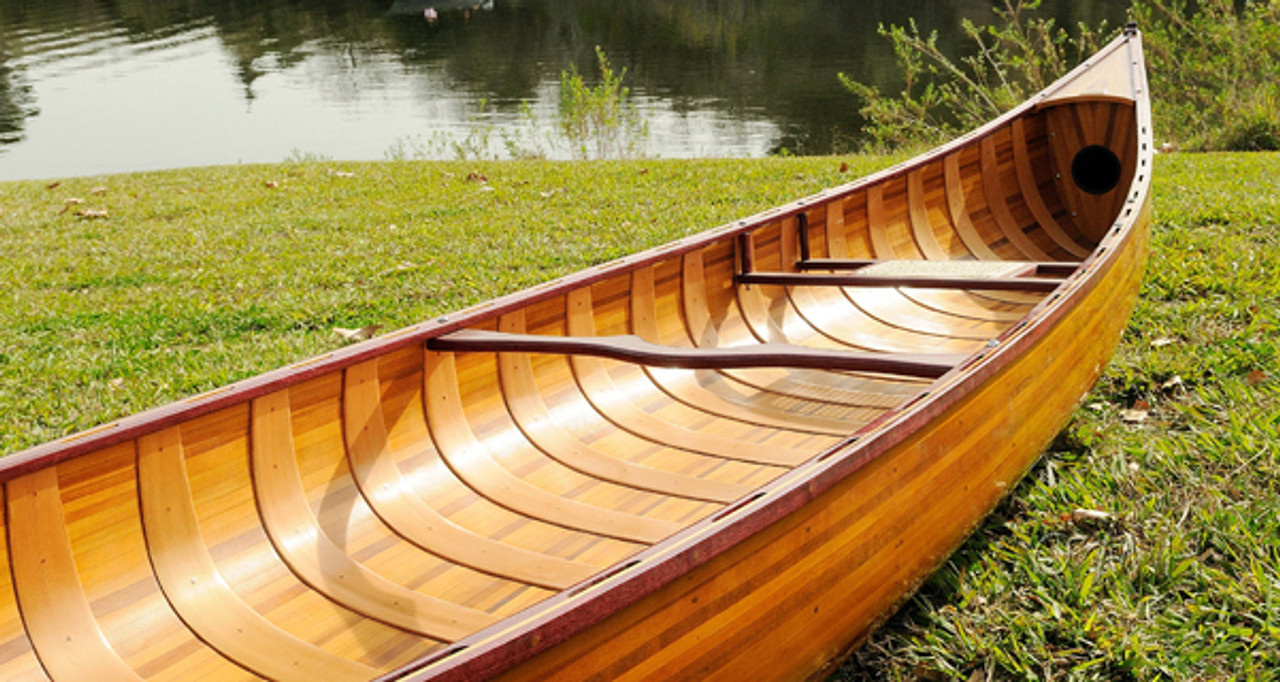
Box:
<box><xmin>558</xmin><ymin>46</ymin><xmax>649</xmax><ymax>160</ymax></box>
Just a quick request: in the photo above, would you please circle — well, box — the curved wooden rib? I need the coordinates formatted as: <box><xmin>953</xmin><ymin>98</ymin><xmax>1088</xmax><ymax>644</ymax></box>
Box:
<box><xmin>496</xmin><ymin>311</ymin><xmax>752</xmax><ymax>503</ymax></box>
<box><xmin>630</xmin><ymin>266</ymin><xmax>851</xmax><ymax>435</ymax></box>
<box><xmin>6</xmin><ymin>467</ymin><xmax>141</xmax><ymax>681</ymax></box>
<box><xmin>980</xmin><ymin>134</ymin><xmax>1053</xmax><ymax>261</ymax></box>
<box><xmin>136</xmin><ymin>427</ymin><xmax>376</xmax><ymax>681</ymax></box>
<box><xmin>865</xmin><ymin>185</ymin><xmax>898</xmax><ymax>259</ymax></box>
<box><xmin>250</xmin><ymin>389</ymin><xmax>497</xmax><ymax>640</ymax></box>
<box><xmin>944</xmin><ymin>152</ymin><xmax>1001</xmax><ymax>260</ymax></box>
<box><xmin>906</xmin><ymin>168</ymin><xmax>950</xmax><ymax>260</ymax></box>
<box><xmin>564</xmin><ymin>288</ymin><xmax>811</xmax><ymax>467</ymax></box>
<box><xmin>1011</xmin><ymin>118</ymin><xmax>1092</xmax><ymax>258</ymax></box>
<box><xmin>825</xmin><ymin>196</ymin><xmax>849</xmax><ymax>258</ymax></box>
<box><xmin>424</xmin><ymin>349</ymin><xmax>683</xmax><ymax>543</ymax></box>
<box><xmin>342</xmin><ymin>360</ymin><xmax>597</xmax><ymax>590</ymax></box>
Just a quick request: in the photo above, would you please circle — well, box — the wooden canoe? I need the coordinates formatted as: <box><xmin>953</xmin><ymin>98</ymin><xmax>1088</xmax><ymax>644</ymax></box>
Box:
<box><xmin>0</xmin><ymin>28</ymin><xmax>1151</xmax><ymax>681</ymax></box>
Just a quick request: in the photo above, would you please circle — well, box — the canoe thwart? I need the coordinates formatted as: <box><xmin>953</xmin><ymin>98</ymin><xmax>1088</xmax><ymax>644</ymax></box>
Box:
<box><xmin>428</xmin><ymin>329</ymin><xmax>963</xmax><ymax>378</ymax></box>
<box><xmin>737</xmin><ymin>269</ymin><xmax>1067</xmax><ymax>292</ymax></box>
<box><xmin>794</xmin><ymin>259</ymin><xmax>1081</xmax><ymax>277</ymax></box>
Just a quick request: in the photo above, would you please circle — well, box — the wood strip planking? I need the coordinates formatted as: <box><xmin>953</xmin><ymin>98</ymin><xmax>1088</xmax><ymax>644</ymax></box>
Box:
<box><xmin>633</xmin><ymin>265</ymin><xmax>849</xmax><ymax>435</ymax></box>
<box><xmin>980</xmin><ymin>133</ymin><xmax>1053</xmax><ymax>261</ymax></box>
<box><xmin>906</xmin><ymin>168</ymin><xmax>950</xmax><ymax>260</ymax></box>
<box><xmin>136</xmin><ymin>427</ymin><xmax>377</xmax><ymax>680</ymax></box>
<box><xmin>343</xmin><ymin>359</ymin><xmax>599</xmax><ymax>590</ymax></box>
<box><xmin>424</xmin><ymin>350</ymin><xmax>684</xmax><ymax>543</ymax></box>
<box><xmin>6</xmin><ymin>466</ymin><xmax>141</xmax><ymax>681</ymax></box>
<box><xmin>943</xmin><ymin>153</ymin><xmax>1001</xmax><ymax>260</ymax></box>
<box><xmin>496</xmin><ymin>210</ymin><xmax>1147</xmax><ymax>680</ymax></box>
<box><xmin>497</xmin><ymin>310</ymin><xmax>752</xmax><ymax>503</ymax></box>
<box><xmin>249</xmin><ymin>389</ymin><xmax>497</xmax><ymax>640</ymax></box>
<box><xmin>1011</xmin><ymin>119</ymin><xmax>1092</xmax><ymax>258</ymax></box>
<box><xmin>563</xmin><ymin>287</ymin><xmax>812</xmax><ymax>466</ymax></box>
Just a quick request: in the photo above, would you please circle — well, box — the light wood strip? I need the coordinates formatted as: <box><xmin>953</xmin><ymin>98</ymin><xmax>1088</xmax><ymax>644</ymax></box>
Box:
<box><xmin>497</xmin><ymin>310</ymin><xmax>750</xmax><ymax>503</ymax></box>
<box><xmin>943</xmin><ymin>152</ymin><xmax>1001</xmax><ymax>260</ymax></box>
<box><xmin>0</xmin><ymin>514</ymin><xmax>45</xmax><ymax>681</ymax></box>
<box><xmin>424</xmin><ymin>350</ymin><xmax>683</xmax><ymax>543</ymax></box>
<box><xmin>136</xmin><ymin>427</ymin><xmax>376</xmax><ymax>681</ymax></box>
<box><xmin>250</xmin><ymin>389</ymin><xmax>496</xmax><ymax>641</ymax></box>
<box><xmin>6</xmin><ymin>467</ymin><xmax>141</xmax><ymax>681</ymax></box>
<box><xmin>906</xmin><ymin>168</ymin><xmax>950</xmax><ymax>260</ymax></box>
<box><xmin>564</xmin><ymin>288</ymin><xmax>811</xmax><ymax>467</ymax></box>
<box><xmin>866</xmin><ymin>185</ymin><xmax>898</xmax><ymax>258</ymax></box>
<box><xmin>980</xmin><ymin>134</ymin><xmax>1053</xmax><ymax>261</ymax></box>
<box><xmin>1011</xmin><ymin>119</ymin><xmax>1092</xmax><ymax>257</ymax></box>
<box><xmin>825</xmin><ymin>196</ymin><xmax>848</xmax><ymax>258</ymax></box>
<box><xmin>343</xmin><ymin>360</ymin><xmax>596</xmax><ymax>590</ymax></box>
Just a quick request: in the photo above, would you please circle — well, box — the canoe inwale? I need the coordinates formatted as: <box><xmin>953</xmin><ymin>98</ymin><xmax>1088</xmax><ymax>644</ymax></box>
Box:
<box><xmin>0</xmin><ymin>29</ymin><xmax>1151</xmax><ymax>682</ymax></box>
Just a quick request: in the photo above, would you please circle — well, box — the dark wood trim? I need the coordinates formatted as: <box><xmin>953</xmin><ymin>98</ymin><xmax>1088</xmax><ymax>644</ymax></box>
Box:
<box><xmin>736</xmin><ymin>272</ymin><xmax>1067</xmax><ymax>292</ymax></box>
<box><xmin>428</xmin><ymin>330</ymin><xmax>963</xmax><ymax>378</ymax></box>
<box><xmin>795</xmin><ymin>259</ymin><xmax>1082</xmax><ymax>276</ymax></box>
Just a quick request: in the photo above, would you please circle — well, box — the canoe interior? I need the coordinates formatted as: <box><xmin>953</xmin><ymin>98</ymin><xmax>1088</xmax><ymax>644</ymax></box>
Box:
<box><xmin>0</xmin><ymin>67</ymin><xmax>1148</xmax><ymax>681</ymax></box>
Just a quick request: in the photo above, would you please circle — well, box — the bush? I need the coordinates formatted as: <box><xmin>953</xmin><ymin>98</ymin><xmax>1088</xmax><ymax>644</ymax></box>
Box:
<box><xmin>843</xmin><ymin>0</ymin><xmax>1280</xmax><ymax>152</ymax></box>
<box><xmin>1133</xmin><ymin>0</ymin><xmax>1280</xmax><ymax>151</ymax></box>
<box><xmin>558</xmin><ymin>46</ymin><xmax>649</xmax><ymax>160</ymax></box>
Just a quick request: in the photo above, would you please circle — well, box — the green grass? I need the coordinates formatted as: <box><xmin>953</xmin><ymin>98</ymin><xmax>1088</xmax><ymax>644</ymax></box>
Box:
<box><xmin>2</xmin><ymin>153</ymin><xmax>1278</xmax><ymax>679</ymax></box>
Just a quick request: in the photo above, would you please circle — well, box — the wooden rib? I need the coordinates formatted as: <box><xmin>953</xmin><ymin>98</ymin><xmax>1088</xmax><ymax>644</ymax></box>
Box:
<box><xmin>136</xmin><ymin>426</ymin><xmax>377</xmax><ymax>681</ymax></box>
<box><xmin>738</xmin><ymin>272</ymin><xmax>1064</xmax><ymax>292</ymax></box>
<box><xmin>496</xmin><ymin>310</ymin><xmax>751</xmax><ymax>503</ymax></box>
<box><xmin>825</xmin><ymin>196</ymin><xmax>849</xmax><ymax>258</ymax></box>
<box><xmin>980</xmin><ymin>133</ymin><xmax>1053</xmax><ymax>261</ymax></box>
<box><xmin>906</xmin><ymin>168</ymin><xmax>949</xmax><ymax>260</ymax></box>
<box><xmin>342</xmin><ymin>360</ymin><xmax>596</xmax><ymax>590</ymax></box>
<box><xmin>632</xmin><ymin>265</ymin><xmax>850</xmax><ymax>435</ymax></box>
<box><xmin>249</xmin><ymin>389</ymin><xmax>497</xmax><ymax>640</ymax></box>
<box><xmin>562</xmin><ymin>288</ymin><xmax>813</xmax><ymax>466</ymax></box>
<box><xmin>865</xmin><ymin>185</ymin><xmax>897</xmax><ymax>258</ymax></box>
<box><xmin>6</xmin><ymin>467</ymin><xmax>141</xmax><ymax>681</ymax></box>
<box><xmin>424</xmin><ymin>349</ymin><xmax>683</xmax><ymax>543</ymax></box>
<box><xmin>944</xmin><ymin>152</ymin><xmax>1001</xmax><ymax>260</ymax></box>
<box><xmin>1011</xmin><ymin>118</ymin><xmax>1092</xmax><ymax>258</ymax></box>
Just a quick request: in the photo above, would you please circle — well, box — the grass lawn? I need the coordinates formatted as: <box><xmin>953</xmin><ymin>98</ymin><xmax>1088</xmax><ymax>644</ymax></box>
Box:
<box><xmin>2</xmin><ymin>153</ymin><xmax>1277</xmax><ymax>678</ymax></box>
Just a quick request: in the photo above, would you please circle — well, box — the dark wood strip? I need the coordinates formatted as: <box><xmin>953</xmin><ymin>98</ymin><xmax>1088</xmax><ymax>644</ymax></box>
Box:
<box><xmin>428</xmin><ymin>330</ymin><xmax>961</xmax><ymax>379</ymax></box>
<box><xmin>736</xmin><ymin>272</ymin><xmax>1066</xmax><ymax>292</ymax></box>
<box><xmin>796</xmin><ymin>259</ymin><xmax>1080</xmax><ymax>275</ymax></box>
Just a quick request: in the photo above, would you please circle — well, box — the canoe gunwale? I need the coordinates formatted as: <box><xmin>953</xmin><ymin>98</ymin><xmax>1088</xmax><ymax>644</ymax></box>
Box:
<box><xmin>383</xmin><ymin>29</ymin><xmax>1154</xmax><ymax>682</ymax></box>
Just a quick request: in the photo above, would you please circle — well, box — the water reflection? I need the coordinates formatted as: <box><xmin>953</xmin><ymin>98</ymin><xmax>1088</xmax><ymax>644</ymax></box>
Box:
<box><xmin>0</xmin><ymin>0</ymin><xmax>1126</xmax><ymax>180</ymax></box>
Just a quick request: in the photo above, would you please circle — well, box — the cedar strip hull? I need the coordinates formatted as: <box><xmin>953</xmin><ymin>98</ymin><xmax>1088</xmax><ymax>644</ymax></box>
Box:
<box><xmin>0</xmin><ymin>30</ymin><xmax>1151</xmax><ymax>682</ymax></box>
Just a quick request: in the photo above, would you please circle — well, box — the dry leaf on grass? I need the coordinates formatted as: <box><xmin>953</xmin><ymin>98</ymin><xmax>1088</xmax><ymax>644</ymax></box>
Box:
<box><xmin>1071</xmin><ymin>508</ymin><xmax>1112</xmax><ymax>523</ymax></box>
<box><xmin>1247</xmin><ymin>369</ymin><xmax>1267</xmax><ymax>386</ymax></box>
<box><xmin>333</xmin><ymin>325</ymin><xmax>381</xmax><ymax>342</ymax></box>
<box><xmin>1151</xmin><ymin>337</ymin><xmax>1178</xmax><ymax>348</ymax></box>
<box><xmin>1120</xmin><ymin>409</ymin><xmax>1148</xmax><ymax>424</ymax></box>
<box><xmin>90</xmin><ymin>186</ymin><xmax>108</xmax><ymax>195</ymax></box>
<box><xmin>75</xmin><ymin>209</ymin><xmax>109</xmax><ymax>220</ymax></box>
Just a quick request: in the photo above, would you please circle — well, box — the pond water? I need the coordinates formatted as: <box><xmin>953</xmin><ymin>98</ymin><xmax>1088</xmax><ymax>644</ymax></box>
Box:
<box><xmin>0</xmin><ymin>0</ymin><xmax>1126</xmax><ymax>181</ymax></box>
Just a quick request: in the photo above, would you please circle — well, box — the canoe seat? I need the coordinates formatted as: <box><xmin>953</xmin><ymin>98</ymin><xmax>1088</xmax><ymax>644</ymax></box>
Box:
<box><xmin>428</xmin><ymin>330</ymin><xmax>964</xmax><ymax>379</ymax></box>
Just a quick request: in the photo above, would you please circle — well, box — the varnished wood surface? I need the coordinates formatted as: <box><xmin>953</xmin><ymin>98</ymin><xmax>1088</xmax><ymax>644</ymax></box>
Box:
<box><xmin>0</xmin><ymin>30</ymin><xmax>1149</xmax><ymax>682</ymax></box>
